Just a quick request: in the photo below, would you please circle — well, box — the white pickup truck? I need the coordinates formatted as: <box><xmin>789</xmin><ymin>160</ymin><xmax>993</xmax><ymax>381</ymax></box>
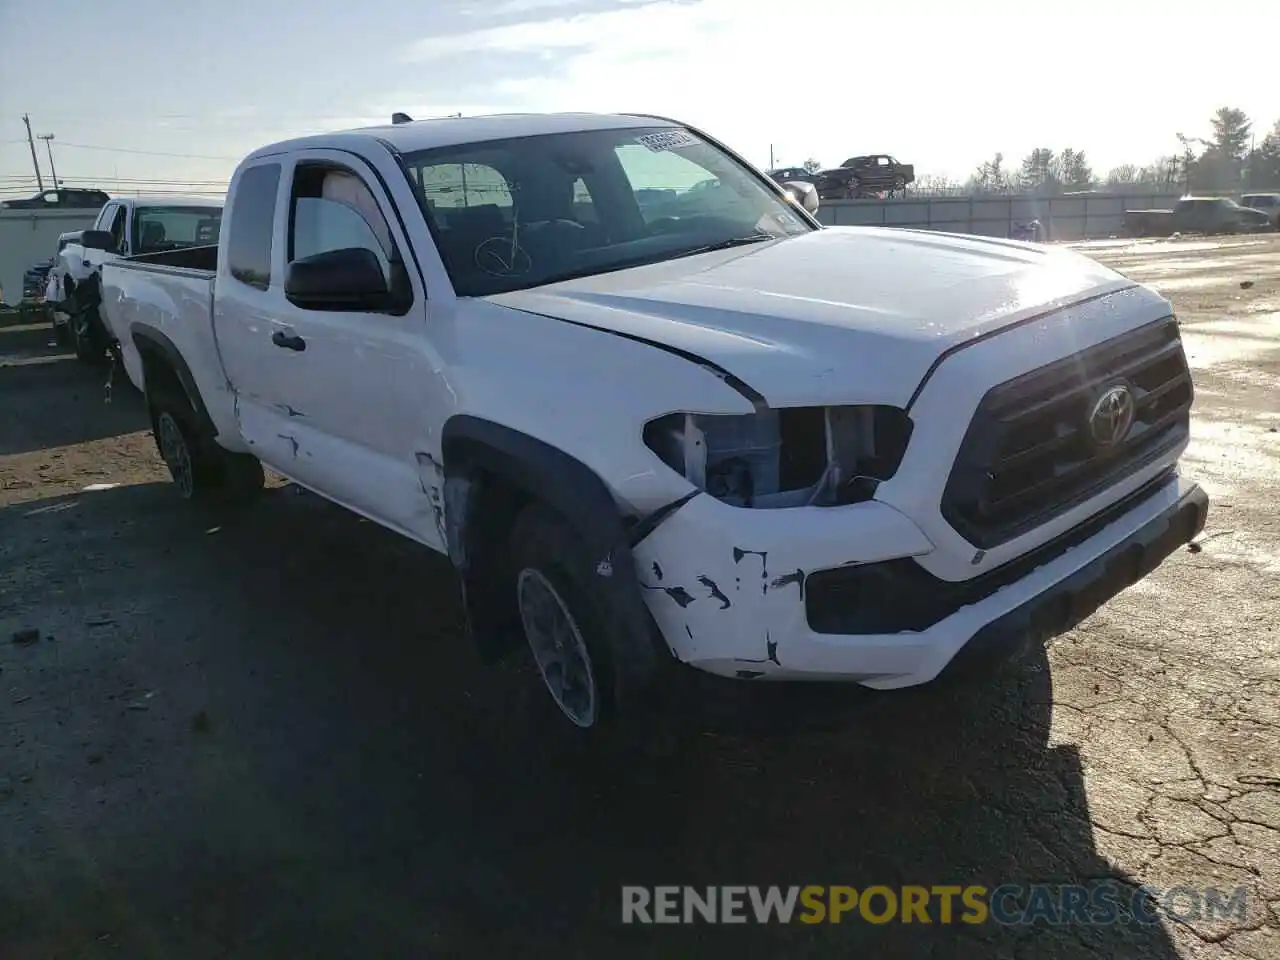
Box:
<box><xmin>55</xmin><ymin>195</ymin><xmax>222</xmax><ymax>362</ymax></box>
<box><xmin>100</xmin><ymin>112</ymin><xmax>1207</xmax><ymax>736</ymax></box>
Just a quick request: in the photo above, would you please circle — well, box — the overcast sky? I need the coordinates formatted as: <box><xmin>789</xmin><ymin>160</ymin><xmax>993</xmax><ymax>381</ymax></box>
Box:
<box><xmin>1</xmin><ymin>0</ymin><xmax>1276</xmax><ymax>197</ymax></box>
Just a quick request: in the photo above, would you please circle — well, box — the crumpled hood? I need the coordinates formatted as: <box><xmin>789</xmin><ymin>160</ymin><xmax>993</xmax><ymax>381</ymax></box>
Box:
<box><xmin>486</xmin><ymin>226</ymin><xmax>1148</xmax><ymax>408</ymax></box>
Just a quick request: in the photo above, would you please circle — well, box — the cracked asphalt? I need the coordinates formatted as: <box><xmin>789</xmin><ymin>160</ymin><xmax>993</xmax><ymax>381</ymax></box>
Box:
<box><xmin>1</xmin><ymin>236</ymin><xmax>1278</xmax><ymax>959</ymax></box>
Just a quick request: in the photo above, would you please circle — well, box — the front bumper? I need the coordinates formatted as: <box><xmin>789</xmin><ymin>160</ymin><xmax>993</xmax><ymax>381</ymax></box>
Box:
<box><xmin>630</xmin><ymin>473</ymin><xmax>1206</xmax><ymax>687</ymax></box>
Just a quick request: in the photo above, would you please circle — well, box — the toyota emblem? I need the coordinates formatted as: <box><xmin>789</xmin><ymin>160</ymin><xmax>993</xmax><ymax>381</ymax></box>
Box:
<box><xmin>1088</xmin><ymin>384</ymin><xmax>1136</xmax><ymax>447</ymax></box>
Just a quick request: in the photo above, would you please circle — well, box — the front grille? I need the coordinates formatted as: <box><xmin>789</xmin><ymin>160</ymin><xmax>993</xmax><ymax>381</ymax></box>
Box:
<box><xmin>942</xmin><ymin>318</ymin><xmax>1192</xmax><ymax>549</ymax></box>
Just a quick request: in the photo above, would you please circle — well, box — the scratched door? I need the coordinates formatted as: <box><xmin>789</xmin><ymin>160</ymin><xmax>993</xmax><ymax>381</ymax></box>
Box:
<box><xmin>261</xmin><ymin>150</ymin><xmax>427</xmax><ymax>536</ymax></box>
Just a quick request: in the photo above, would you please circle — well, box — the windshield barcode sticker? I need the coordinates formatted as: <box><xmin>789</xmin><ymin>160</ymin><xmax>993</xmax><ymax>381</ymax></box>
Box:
<box><xmin>636</xmin><ymin>130</ymin><xmax>698</xmax><ymax>152</ymax></box>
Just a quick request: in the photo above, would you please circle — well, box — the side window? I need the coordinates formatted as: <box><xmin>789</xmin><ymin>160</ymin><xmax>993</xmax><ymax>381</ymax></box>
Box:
<box><xmin>571</xmin><ymin>178</ymin><xmax>598</xmax><ymax>225</ymax></box>
<box><xmin>614</xmin><ymin>143</ymin><xmax>750</xmax><ymax>224</ymax></box>
<box><xmin>288</xmin><ymin>164</ymin><xmax>397</xmax><ymax>286</ymax></box>
<box><xmin>227</xmin><ymin>163</ymin><xmax>281</xmax><ymax>291</ymax></box>
<box><xmin>96</xmin><ymin>202</ymin><xmax>118</xmax><ymax>231</ymax></box>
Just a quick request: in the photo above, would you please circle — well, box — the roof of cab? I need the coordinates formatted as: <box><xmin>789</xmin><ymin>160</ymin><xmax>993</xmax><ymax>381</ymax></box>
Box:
<box><xmin>244</xmin><ymin>112</ymin><xmax>677</xmax><ymax>163</ymax></box>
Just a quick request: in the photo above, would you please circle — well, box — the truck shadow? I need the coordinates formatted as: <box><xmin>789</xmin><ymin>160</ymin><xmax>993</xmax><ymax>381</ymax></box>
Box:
<box><xmin>0</xmin><ymin>482</ymin><xmax>1182</xmax><ymax>959</ymax></box>
<box><xmin>0</xmin><ymin>326</ymin><xmax>148</xmax><ymax>456</ymax></box>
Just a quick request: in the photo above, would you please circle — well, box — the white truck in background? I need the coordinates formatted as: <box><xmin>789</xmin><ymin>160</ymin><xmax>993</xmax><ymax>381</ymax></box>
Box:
<box><xmin>52</xmin><ymin>195</ymin><xmax>222</xmax><ymax>361</ymax></box>
<box><xmin>40</xmin><ymin>231</ymin><xmax>82</xmax><ymax>335</ymax></box>
<box><xmin>99</xmin><ymin>112</ymin><xmax>1207</xmax><ymax>739</ymax></box>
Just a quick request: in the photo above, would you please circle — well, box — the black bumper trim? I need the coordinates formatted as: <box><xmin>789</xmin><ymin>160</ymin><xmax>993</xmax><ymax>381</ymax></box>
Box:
<box><xmin>938</xmin><ymin>482</ymin><xmax>1208</xmax><ymax>681</ymax></box>
<box><xmin>807</xmin><ymin>468</ymin><xmax>1178</xmax><ymax>636</ymax></box>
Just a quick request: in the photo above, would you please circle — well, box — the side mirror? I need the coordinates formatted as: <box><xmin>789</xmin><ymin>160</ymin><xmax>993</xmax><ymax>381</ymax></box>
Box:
<box><xmin>783</xmin><ymin>181</ymin><xmax>820</xmax><ymax>215</ymax></box>
<box><xmin>284</xmin><ymin>247</ymin><xmax>390</xmax><ymax>311</ymax></box>
<box><xmin>80</xmin><ymin>230</ymin><xmax>117</xmax><ymax>252</ymax></box>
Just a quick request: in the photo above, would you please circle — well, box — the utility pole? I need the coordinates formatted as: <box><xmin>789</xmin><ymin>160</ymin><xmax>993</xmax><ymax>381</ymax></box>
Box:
<box><xmin>22</xmin><ymin>114</ymin><xmax>45</xmax><ymax>192</ymax></box>
<box><xmin>769</xmin><ymin>144</ymin><xmax>775</xmax><ymax>170</ymax></box>
<box><xmin>37</xmin><ymin>133</ymin><xmax>59</xmax><ymax>188</ymax></box>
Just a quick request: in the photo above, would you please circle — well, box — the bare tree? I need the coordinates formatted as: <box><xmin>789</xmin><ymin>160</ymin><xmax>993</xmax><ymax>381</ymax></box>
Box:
<box><xmin>802</xmin><ymin>157</ymin><xmax>822</xmax><ymax>174</ymax></box>
<box><xmin>1055</xmin><ymin>148</ymin><xmax>1095</xmax><ymax>189</ymax></box>
<box><xmin>1246</xmin><ymin>118</ymin><xmax>1280</xmax><ymax>189</ymax></box>
<box><xmin>1105</xmin><ymin>164</ymin><xmax>1140</xmax><ymax>186</ymax></box>
<box><xmin>968</xmin><ymin>152</ymin><xmax>1012</xmax><ymax>193</ymax></box>
<box><xmin>912</xmin><ymin>174</ymin><xmax>964</xmax><ymax>196</ymax></box>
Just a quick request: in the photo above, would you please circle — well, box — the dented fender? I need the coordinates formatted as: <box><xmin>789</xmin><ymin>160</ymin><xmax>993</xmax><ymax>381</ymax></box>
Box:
<box><xmin>439</xmin><ymin>416</ymin><xmax>664</xmax><ymax>701</ymax></box>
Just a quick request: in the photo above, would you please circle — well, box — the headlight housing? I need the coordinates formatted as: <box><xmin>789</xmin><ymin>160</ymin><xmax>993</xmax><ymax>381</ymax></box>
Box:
<box><xmin>643</xmin><ymin>406</ymin><xmax>913</xmax><ymax>509</ymax></box>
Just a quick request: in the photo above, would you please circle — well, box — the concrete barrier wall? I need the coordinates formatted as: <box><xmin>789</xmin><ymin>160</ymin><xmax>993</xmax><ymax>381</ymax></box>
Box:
<box><xmin>0</xmin><ymin>192</ymin><xmax>1191</xmax><ymax>302</ymax></box>
<box><xmin>0</xmin><ymin>209</ymin><xmax>99</xmax><ymax>306</ymax></box>
<box><xmin>815</xmin><ymin>192</ymin><xmax>1185</xmax><ymax>240</ymax></box>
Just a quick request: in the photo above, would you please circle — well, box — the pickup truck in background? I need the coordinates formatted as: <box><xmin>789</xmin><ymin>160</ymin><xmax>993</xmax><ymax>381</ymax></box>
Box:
<box><xmin>54</xmin><ymin>195</ymin><xmax>222</xmax><ymax>362</ymax></box>
<box><xmin>1241</xmin><ymin>193</ymin><xmax>1280</xmax><ymax>228</ymax></box>
<box><xmin>100</xmin><ymin>112</ymin><xmax>1206</xmax><ymax>740</ymax></box>
<box><xmin>31</xmin><ymin>231</ymin><xmax>84</xmax><ymax>341</ymax></box>
<box><xmin>1</xmin><ymin>187</ymin><xmax>111</xmax><ymax>210</ymax></box>
<box><xmin>815</xmin><ymin>155</ymin><xmax>915</xmax><ymax>200</ymax></box>
<box><xmin>1123</xmin><ymin>196</ymin><xmax>1274</xmax><ymax>238</ymax></box>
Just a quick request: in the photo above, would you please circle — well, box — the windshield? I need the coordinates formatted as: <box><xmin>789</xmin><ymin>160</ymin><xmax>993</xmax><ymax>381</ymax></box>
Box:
<box><xmin>132</xmin><ymin>206</ymin><xmax>223</xmax><ymax>255</ymax></box>
<box><xmin>399</xmin><ymin>125</ymin><xmax>815</xmax><ymax>297</ymax></box>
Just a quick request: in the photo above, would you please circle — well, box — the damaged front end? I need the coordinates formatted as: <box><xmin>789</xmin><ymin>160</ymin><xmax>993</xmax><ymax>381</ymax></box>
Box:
<box><xmin>630</xmin><ymin>403</ymin><xmax>941</xmax><ymax>681</ymax></box>
<box><xmin>642</xmin><ymin>404</ymin><xmax>913</xmax><ymax>509</ymax></box>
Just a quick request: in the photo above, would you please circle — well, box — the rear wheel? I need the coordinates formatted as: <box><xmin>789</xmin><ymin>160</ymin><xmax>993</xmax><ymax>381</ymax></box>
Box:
<box><xmin>149</xmin><ymin>383</ymin><xmax>264</xmax><ymax>504</ymax></box>
<box><xmin>155</xmin><ymin>409</ymin><xmax>199</xmax><ymax>500</ymax></box>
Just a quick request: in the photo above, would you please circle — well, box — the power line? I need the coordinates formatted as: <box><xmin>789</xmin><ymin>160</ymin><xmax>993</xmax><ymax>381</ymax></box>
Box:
<box><xmin>0</xmin><ymin>174</ymin><xmax>230</xmax><ymax>185</ymax></box>
<box><xmin>51</xmin><ymin>140</ymin><xmax>240</xmax><ymax>161</ymax></box>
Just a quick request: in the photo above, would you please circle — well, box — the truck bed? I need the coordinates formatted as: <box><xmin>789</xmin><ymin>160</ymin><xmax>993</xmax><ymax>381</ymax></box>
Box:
<box><xmin>120</xmin><ymin>243</ymin><xmax>218</xmax><ymax>273</ymax></box>
<box><xmin>99</xmin><ymin>254</ymin><xmax>228</xmax><ymax>426</ymax></box>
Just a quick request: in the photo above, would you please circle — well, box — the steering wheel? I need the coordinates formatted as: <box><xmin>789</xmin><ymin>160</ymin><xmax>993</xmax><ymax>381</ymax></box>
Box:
<box><xmin>474</xmin><ymin>235</ymin><xmax>533</xmax><ymax>278</ymax></box>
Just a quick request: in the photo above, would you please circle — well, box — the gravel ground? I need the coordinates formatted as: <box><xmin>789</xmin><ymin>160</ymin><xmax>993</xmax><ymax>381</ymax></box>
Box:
<box><xmin>1</xmin><ymin>236</ymin><xmax>1278</xmax><ymax>959</ymax></box>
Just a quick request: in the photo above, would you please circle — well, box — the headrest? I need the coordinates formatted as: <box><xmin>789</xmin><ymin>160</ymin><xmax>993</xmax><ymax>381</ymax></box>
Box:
<box><xmin>446</xmin><ymin>203</ymin><xmax>506</xmax><ymax>235</ymax></box>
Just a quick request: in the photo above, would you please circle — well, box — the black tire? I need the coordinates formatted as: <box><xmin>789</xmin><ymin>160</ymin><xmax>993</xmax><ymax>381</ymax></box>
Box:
<box><xmin>509</xmin><ymin>503</ymin><xmax>619</xmax><ymax>736</ymax></box>
<box><xmin>52</xmin><ymin>314</ymin><xmax>72</xmax><ymax>347</ymax></box>
<box><xmin>149</xmin><ymin>388</ymin><xmax>264</xmax><ymax>505</ymax></box>
<box><xmin>71</xmin><ymin>304</ymin><xmax>109</xmax><ymax>366</ymax></box>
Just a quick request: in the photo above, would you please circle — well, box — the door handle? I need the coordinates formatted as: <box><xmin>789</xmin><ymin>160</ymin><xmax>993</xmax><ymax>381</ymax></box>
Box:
<box><xmin>272</xmin><ymin>330</ymin><xmax>306</xmax><ymax>351</ymax></box>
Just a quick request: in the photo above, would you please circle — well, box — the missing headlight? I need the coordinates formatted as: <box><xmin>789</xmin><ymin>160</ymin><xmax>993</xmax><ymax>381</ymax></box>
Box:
<box><xmin>644</xmin><ymin>406</ymin><xmax>912</xmax><ymax>508</ymax></box>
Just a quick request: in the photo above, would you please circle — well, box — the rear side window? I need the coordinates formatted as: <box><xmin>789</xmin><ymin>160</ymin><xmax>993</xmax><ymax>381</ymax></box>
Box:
<box><xmin>227</xmin><ymin>163</ymin><xmax>281</xmax><ymax>290</ymax></box>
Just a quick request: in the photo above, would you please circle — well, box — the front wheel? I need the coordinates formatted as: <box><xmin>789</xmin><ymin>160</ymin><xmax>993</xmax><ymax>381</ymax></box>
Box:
<box><xmin>70</xmin><ymin>304</ymin><xmax>109</xmax><ymax>365</ymax></box>
<box><xmin>51</xmin><ymin>312</ymin><xmax>73</xmax><ymax>347</ymax></box>
<box><xmin>510</xmin><ymin>504</ymin><xmax>614</xmax><ymax>733</ymax></box>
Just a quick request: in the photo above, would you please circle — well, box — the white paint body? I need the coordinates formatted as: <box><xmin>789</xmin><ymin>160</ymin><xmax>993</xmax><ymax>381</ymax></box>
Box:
<box><xmin>99</xmin><ymin>114</ymin><xmax>1194</xmax><ymax>689</ymax></box>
